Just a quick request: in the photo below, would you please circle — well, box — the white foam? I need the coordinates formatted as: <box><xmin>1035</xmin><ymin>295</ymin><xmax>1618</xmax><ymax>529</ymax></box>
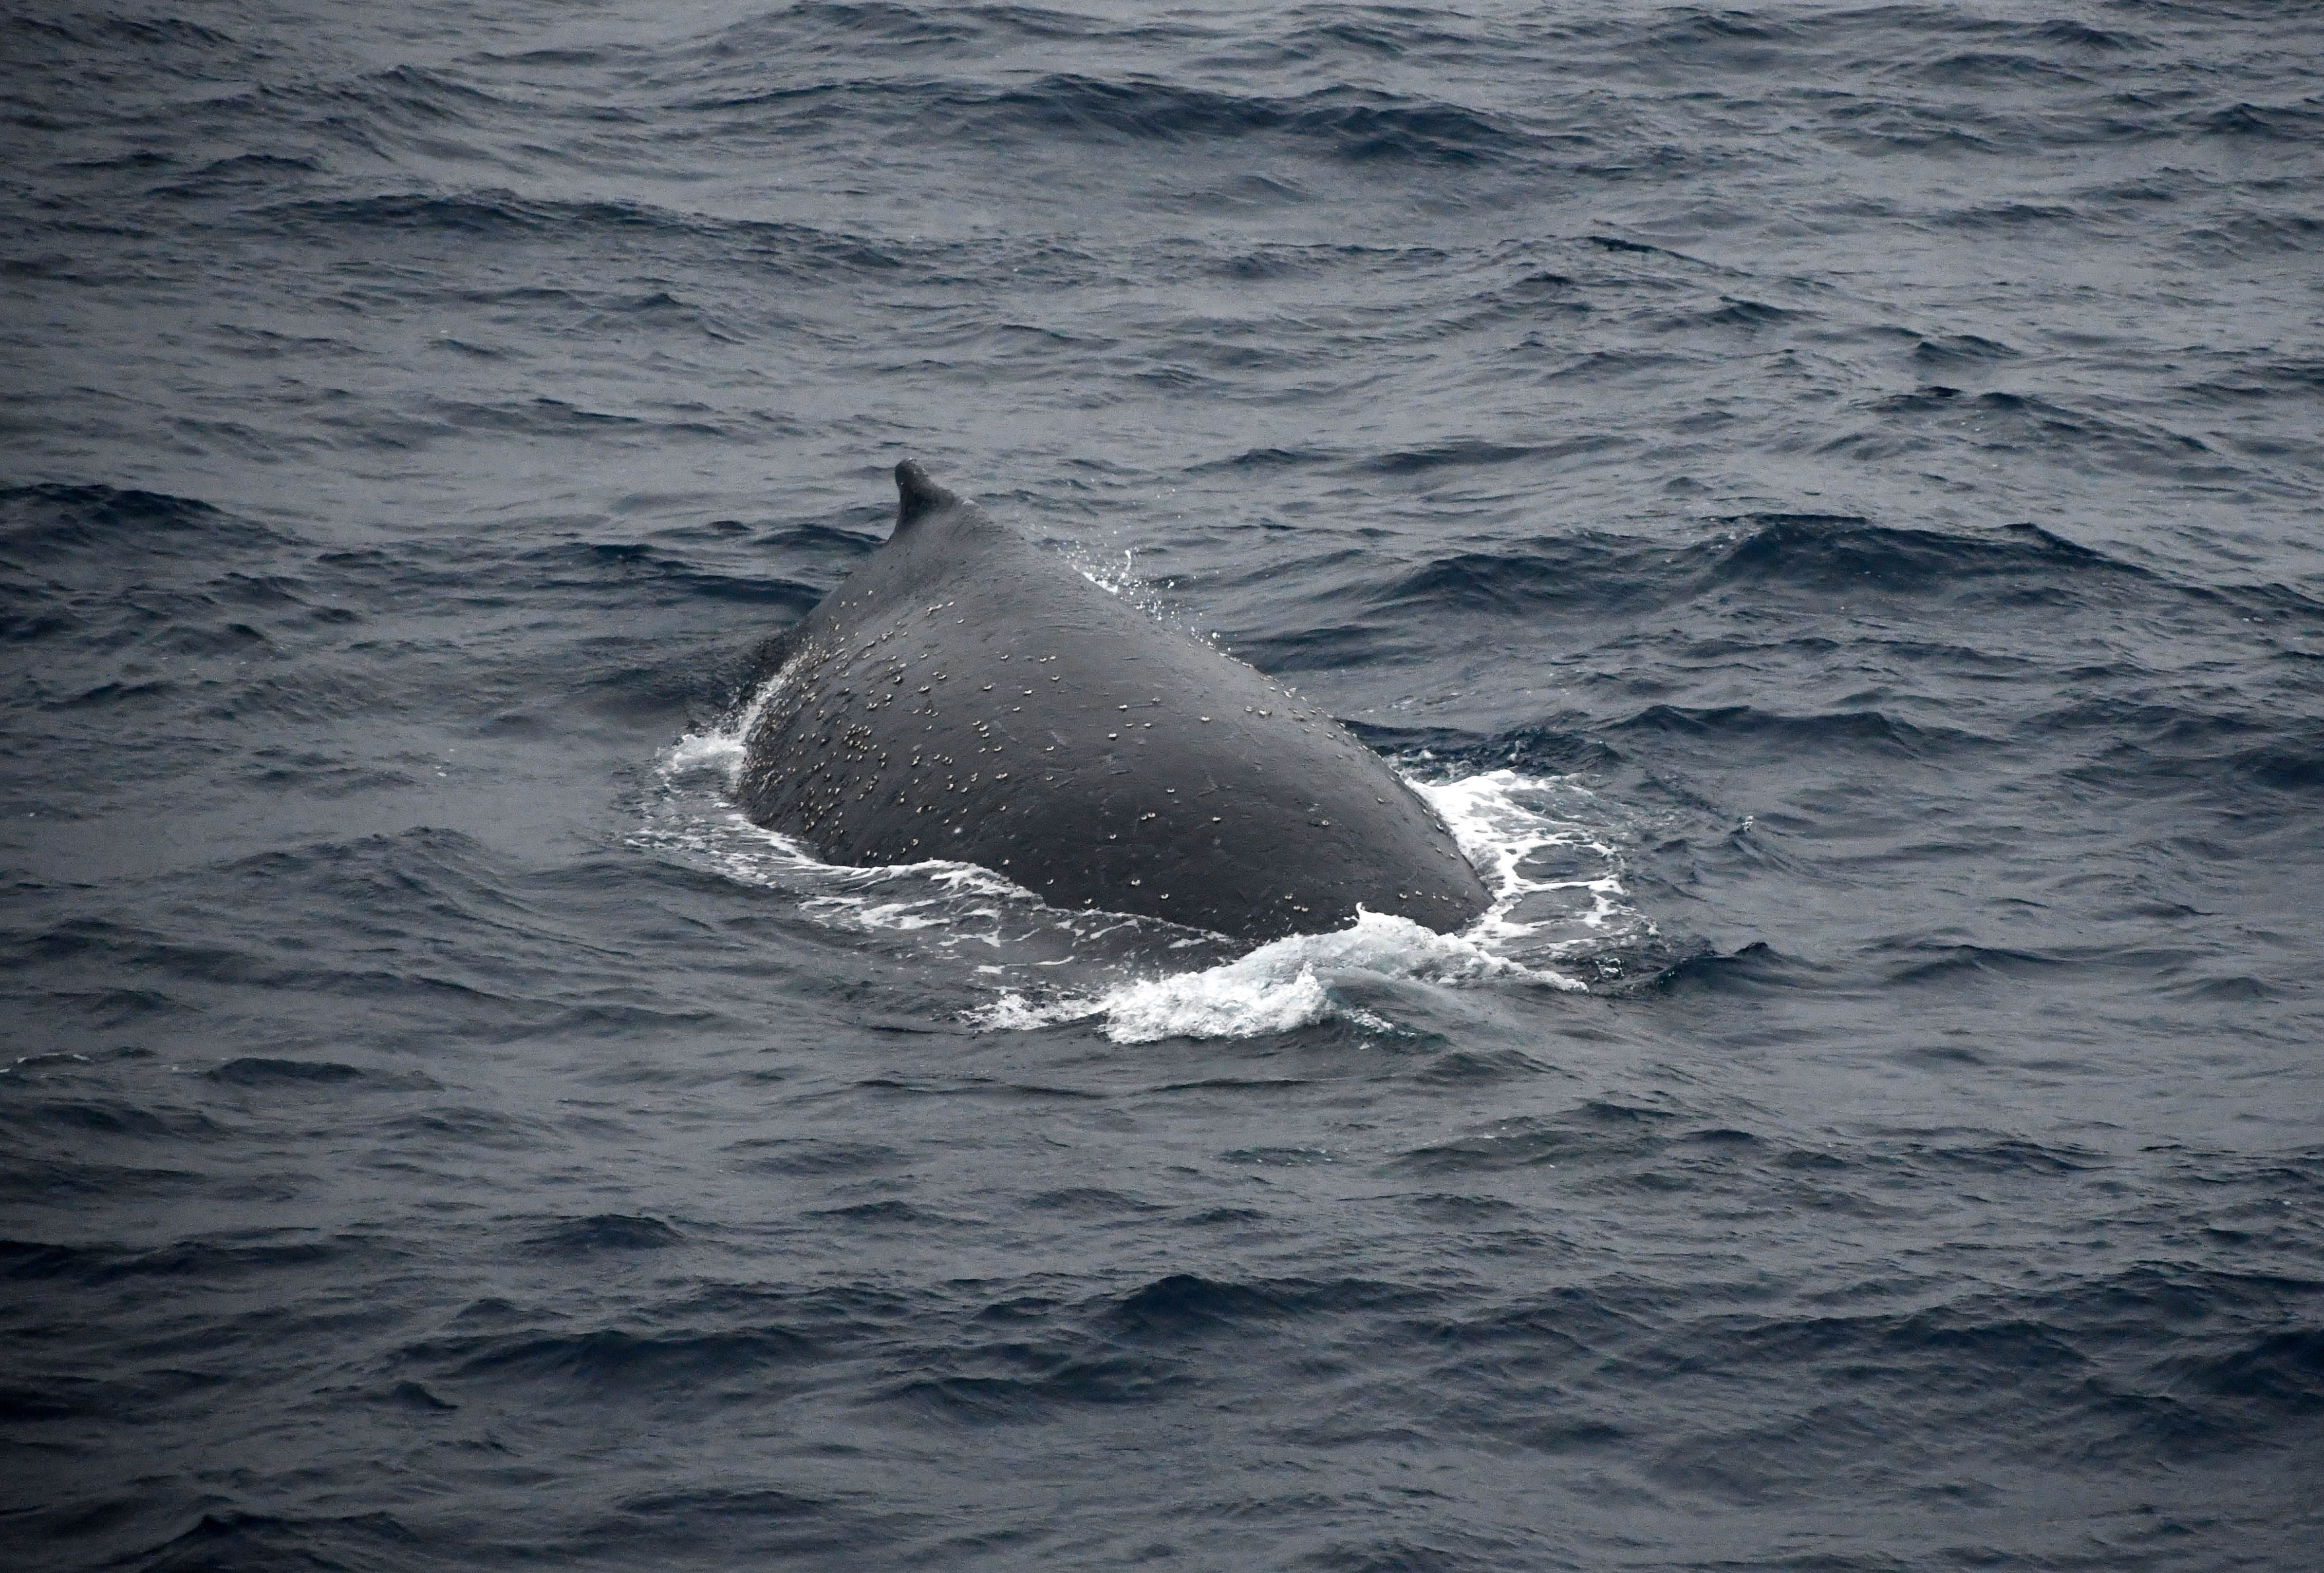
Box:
<box><xmin>973</xmin><ymin>906</ymin><xmax>1585</xmax><ymax>1044</ymax></box>
<box><xmin>664</xmin><ymin>729</ymin><xmax>746</xmax><ymax>777</ymax></box>
<box><xmin>1070</xmin><ymin>545</ymin><xmax>1184</xmax><ymax>626</ymax></box>
<box><xmin>1419</xmin><ymin>768</ymin><xmax>1643</xmax><ymax>956</ymax></box>
<box><xmin>1075</xmin><ymin>551</ymin><xmax>1134</xmax><ymax>597</ymax></box>
<box><xmin>663</xmin><ymin>653</ymin><xmax>799</xmax><ymax>784</ymax></box>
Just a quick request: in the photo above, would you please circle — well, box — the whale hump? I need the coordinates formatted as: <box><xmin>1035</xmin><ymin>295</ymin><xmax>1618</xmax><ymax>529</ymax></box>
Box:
<box><xmin>741</xmin><ymin>459</ymin><xmax>1496</xmax><ymax>942</ymax></box>
<box><xmin>894</xmin><ymin>459</ymin><xmax>958</xmax><ymax>528</ymax></box>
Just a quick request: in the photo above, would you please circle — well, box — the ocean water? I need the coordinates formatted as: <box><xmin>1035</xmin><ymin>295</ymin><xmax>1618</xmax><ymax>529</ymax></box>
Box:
<box><xmin>3</xmin><ymin>0</ymin><xmax>2321</xmax><ymax>1568</ymax></box>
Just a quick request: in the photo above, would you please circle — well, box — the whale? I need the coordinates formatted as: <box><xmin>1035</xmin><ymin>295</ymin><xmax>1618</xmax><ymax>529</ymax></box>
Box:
<box><xmin>736</xmin><ymin>461</ymin><xmax>1492</xmax><ymax>944</ymax></box>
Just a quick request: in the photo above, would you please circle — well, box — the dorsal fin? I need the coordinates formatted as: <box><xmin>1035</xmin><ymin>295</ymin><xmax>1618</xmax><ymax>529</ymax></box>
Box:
<box><xmin>894</xmin><ymin>459</ymin><xmax>957</xmax><ymax>529</ymax></box>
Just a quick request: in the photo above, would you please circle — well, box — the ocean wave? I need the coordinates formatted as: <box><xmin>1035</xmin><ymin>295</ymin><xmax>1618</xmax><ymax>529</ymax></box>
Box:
<box><xmin>524</xmin><ymin>1213</ymin><xmax>685</xmax><ymax>1255</ymax></box>
<box><xmin>206</xmin><ymin>1057</ymin><xmax>366</xmax><ymax>1086</ymax></box>
<box><xmin>2189</xmin><ymin>100</ymin><xmax>2324</xmax><ymax>141</ymax></box>
<box><xmin>1648</xmin><ymin>940</ymin><xmax>1826</xmax><ymax>997</ymax></box>
<box><xmin>432</xmin><ymin>1323</ymin><xmax>818</xmax><ymax>1391</ymax></box>
<box><xmin>1707</xmin><ymin>512</ymin><xmax>2112</xmax><ymax>591</ymax></box>
<box><xmin>996</xmin><ymin>76</ymin><xmax>1517</xmax><ymax>163</ymax></box>
<box><xmin>1397</xmin><ymin>1101</ymin><xmax>1683</xmax><ymax>1174</ymax></box>
<box><xmin>1616</xmin><ymin>703</ymin><xmax>1963</xmax><ymax>756</ymax></box>
<box><xmin>1107</xmin><ymin>1272</ymin><xmax>1440</xmax><ymax>1336</ymax></box>
<box><xmin>254</xmin><ymin>189</ymin><xmax>912</xmax><ymax>275</ymax></box>
<box><xmin>1826</xmin><ymin>387</ymin><xmax>2232</xmax><ymax>479</ymax></box>
<box><xmin>1362</xmin><ymin>436</ymin><xmax>1618</xmax><ymax>476</ymax></box>
<box><xmin>2182</xmin><ymin>208</ymin><xmax>2324</xmax><ymax>259</ymax></box>
<box><xmin>688</xmin><ymin>0</ymin><xmax>1199</xmax><ymax>60</ymax></box>
<box><xmin>102</xmin><ymin>1509</ymin><xmax>425</xmax><ymax>1573</ymax></box>
<box><xmin>0</xmin><ymin>1233</ymin><xmax>360</xmax><ymax>1285</ymax></box>
<box><xmin>0</xmin><ymin>484</ymin><xmax>290</xmax><ymax>568</ymax></box>
<box><xmin>682</xmin><ymin>71</ymin><xmax>1520</xmax><ymax>165</ymax></box>
<box><xmin>515</xmin><ymin>539</ymin><xmax>828</xmax><ymax>607</ymax></box>
<box><xmin>1369</xmin><ymin>514</ymin><xmax>2129</xmax><ymax>625</ymax></box>
<box><xmin>2056</xmin><ymin>704</ymin><xmax>2324</xmax><ymax>802</ymax></box>
<box><xmin>1908</xmin><ymin>50</ymin><xmax>2095</xmax><ymax>87</ymax></box>
<box><xmin>879</xmin><ymin>1353</ymin><xmax>1186</xmax><ymax>1421</ymax></box>
<box><xmin>1911</xmin><ymin>331</ymin><xmax>2021</xmax><ymax>365</ymax></box>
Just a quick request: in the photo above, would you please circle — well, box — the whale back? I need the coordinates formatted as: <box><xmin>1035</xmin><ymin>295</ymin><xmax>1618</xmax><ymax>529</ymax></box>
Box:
<box><xmin>736</xmin><ymin>463</ymin><xmax>1491</xmax><ymax>942</ymax></box>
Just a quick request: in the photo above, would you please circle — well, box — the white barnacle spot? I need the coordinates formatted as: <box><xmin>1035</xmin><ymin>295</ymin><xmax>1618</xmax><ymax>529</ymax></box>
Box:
<box><xmin>1199</xmin><ymin>716</ymin><xmax>1210</xmax><ymax>722</ymax></box>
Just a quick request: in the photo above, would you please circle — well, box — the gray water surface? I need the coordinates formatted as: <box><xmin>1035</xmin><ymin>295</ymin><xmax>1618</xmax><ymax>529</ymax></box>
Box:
<box><xmin>3</xmin><ymin>2</ymin><xmax>2321</xmax><ymax>1568</ymax></box>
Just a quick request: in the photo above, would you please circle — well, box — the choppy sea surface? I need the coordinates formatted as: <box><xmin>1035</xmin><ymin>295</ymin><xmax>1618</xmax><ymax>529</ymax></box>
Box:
<box><xmin>4</xmin><ymin>1</ymin><xmax>2321</xmax><ymax>1568</ymax></box>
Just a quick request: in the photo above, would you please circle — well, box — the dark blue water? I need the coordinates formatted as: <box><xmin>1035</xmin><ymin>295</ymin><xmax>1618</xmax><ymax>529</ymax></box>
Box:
<box><xmin>4</xmin><ymin>1</ymin><xmax>2321</xmax><ymax>1567</ymax></box>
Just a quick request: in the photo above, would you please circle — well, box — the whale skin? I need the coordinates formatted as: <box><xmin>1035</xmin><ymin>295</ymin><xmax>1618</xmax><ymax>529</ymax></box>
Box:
<box><xmin>736</xmin><ymin>461</ymin><xmax>1493</xmax><ymax>944</ymax></box>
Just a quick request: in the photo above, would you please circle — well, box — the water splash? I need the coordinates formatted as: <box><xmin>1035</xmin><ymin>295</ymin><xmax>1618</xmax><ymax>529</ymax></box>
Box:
<box><xmin>1423</xmin><ymin>768</ymin><xmax>1647</xmax><ymax>960</ymax></box>
<box><xmin>970</xmin><ymin>906</ymin><xmax>1583</xmax><ymax>1044</ymax></box>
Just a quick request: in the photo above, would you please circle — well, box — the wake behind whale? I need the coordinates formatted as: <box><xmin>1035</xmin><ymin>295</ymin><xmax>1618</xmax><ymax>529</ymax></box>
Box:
<box><xmin>735</xmin><ymin>461</ymin><xmax>1492</xmax><ymax>944</ymax></box>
